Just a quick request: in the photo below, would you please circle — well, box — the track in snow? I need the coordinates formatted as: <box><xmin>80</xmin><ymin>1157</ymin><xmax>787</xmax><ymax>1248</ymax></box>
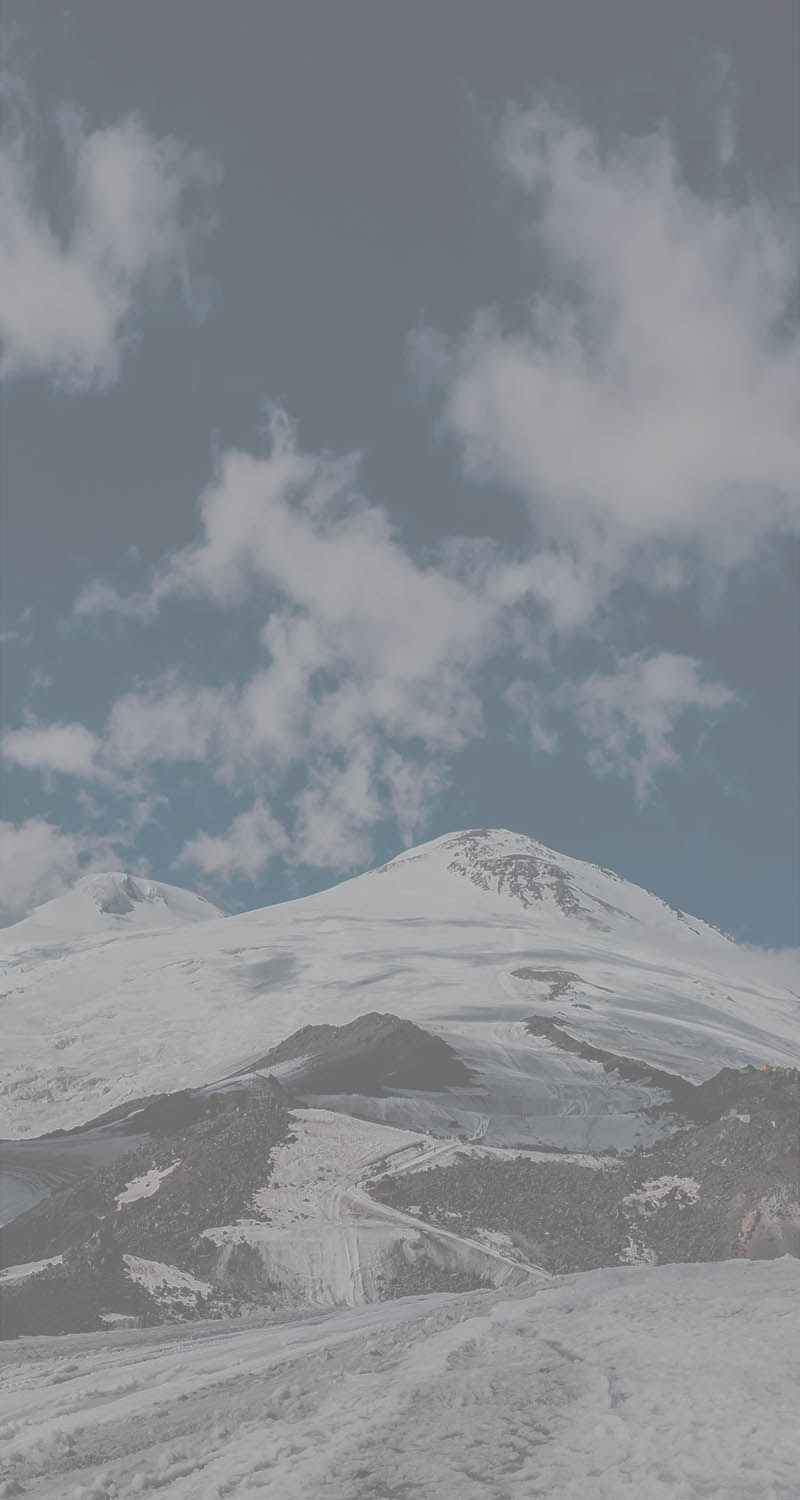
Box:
<box><xmin>2</xmin><ymin>1258</ymin><xmax>797</xmax><ymax>1499</ymax></box>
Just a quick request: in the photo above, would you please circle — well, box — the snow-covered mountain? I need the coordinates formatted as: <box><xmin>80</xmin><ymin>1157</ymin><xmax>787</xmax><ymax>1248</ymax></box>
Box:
<box><xmin>8</xmin><ymin>871</ymin><xmax>224</xmax><ymax>942</ymax></box>
<box><xmin>2</xmin><ymin>830</ymin><xmax>797</xmax><ymax>1141</ymax></box>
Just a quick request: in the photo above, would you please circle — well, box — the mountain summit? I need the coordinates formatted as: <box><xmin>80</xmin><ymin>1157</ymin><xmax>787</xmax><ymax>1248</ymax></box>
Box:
<box><xmin>357</xmin><ymin>828</ymin><xmax>727</xmax><ymax>941</ymax></box>
<box><xmin>7</xmin><ymin>871</ymin><xmax>224</xmax><ymax>939</ymax></box>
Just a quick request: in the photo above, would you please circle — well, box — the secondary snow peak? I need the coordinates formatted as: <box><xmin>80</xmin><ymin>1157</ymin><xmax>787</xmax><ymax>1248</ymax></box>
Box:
<box><xmin>7</xmin><ymin>870</ymin><xmax>225</xmax><ymax>938</ymax></box>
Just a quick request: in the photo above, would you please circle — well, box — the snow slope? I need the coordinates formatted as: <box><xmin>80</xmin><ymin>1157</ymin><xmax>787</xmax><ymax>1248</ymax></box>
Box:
<box><xmin>1</xmin><ymin>1257</ymin><xmax>797</xmax><ymax>1499</ymax></box>
<box><xmin>1</xmin><ymin>830</ymin><xmax>797</xmax><ymax>1138</ymax></box>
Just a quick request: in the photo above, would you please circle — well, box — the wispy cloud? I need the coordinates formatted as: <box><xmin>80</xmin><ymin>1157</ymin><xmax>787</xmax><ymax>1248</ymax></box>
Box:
<box><xmin>413</xmin><ymin>88</ymin><xmax>799</xmax><ymax>601</ymax></box>
<box><xmin>565</xmin><ymin>652</ymin><xmax>735</xmax><ymax>803</ymax></box>
<box><xmin>175</xmin><ymin>801</ymin><xmax>289</xmax><ymax>883</ymax></box>
<box><xmin>2</xmin><ymin>720</ymin><xmax>103</xmax><ymax>781</ymax></box>
<box><xmin>0</xmin><ymin>63</ymin><xmax>218</xmax><ymax>389</ymax></box>
<box><xmin>0</xmin><ymin>817</ymin><xmax>124</xmax><ymax>925</ymax></box>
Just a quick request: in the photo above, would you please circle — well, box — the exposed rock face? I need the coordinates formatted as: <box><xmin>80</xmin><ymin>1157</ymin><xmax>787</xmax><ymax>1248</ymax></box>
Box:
<box><xmin>437</xmin><ymin>828</ymin><xmax>717</xmax><ymax>934</ymax></box>
<box><xmin>446</xmin><ymin>832</ymin><xmax>592</xmax><ymax>918</ymax></box>
<box><xmin>232</xmin><ymin>1011</ymin><xmax>474</xmax><ymax>1097</ymax></box>
<box><xmin>1</xmin><ymin>1082</ymin><xmax>290</xmax><ymax>1336</ymax></box>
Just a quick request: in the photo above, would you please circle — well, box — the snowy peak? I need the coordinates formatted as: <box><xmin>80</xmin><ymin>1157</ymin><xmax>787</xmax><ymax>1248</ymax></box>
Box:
<box><xmin>371</xmin><ymin>828</ymin><xmax>727</xmax><ymax>941</ymax></box>
<box><xmin>441</xmin><ymin>828</ymin><xmax>609</xmax><ymax>917</ymax></box>
<box><xmin>7</xmin><ymin>871</ymin><xmax>224</xmax><ymax>940</ymax></box>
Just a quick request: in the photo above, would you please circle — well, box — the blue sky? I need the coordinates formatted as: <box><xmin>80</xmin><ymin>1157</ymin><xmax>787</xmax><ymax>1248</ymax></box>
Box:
<box><xmin>1</xmin><ymin>2</ymin><xmax>798</xmax><ymax>946</ymax></box>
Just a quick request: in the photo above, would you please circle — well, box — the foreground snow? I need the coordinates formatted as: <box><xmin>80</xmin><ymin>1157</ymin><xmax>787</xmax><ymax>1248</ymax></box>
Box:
<box><xmin>1</xmin><ymin>1258</ymin><xmax>797</xmax><ymax>1498</ymax></box>
<box><xmin>2</xmin><ymin>830</ymin><xmax>797</xmax><ymax>1138</ymax></box>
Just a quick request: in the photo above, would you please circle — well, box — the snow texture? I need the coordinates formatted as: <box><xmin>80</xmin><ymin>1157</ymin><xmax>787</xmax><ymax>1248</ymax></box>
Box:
<box><xmin>0</xmin><ymin>1257</ymin><xmax>797</xmax><ymax>1498</ymax></box>
<box><xmin>0</xmin><ymin>1255</ymin><xmax>63</xmax><ymax>1283</ymax></box>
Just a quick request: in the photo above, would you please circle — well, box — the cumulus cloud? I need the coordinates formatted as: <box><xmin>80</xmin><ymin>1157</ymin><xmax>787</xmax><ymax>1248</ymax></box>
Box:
<box><xmin>0</xmin><ymin>67</ymin><xmax>217</xmax><ymax>388</ymax></box>
<box><xmin>175</xmin><ymin>800</ymin><xmax>289</xmax><ymax>882</ymax></box>
<box><xmin>1</xmin><ymin>720</ymin><xmax>102</xmax><ymax>780</ymax></box>
<box><xmin>415</xmin><ymin>90</ymin><xmax>799</xmax><ymax>595</ymax></box>
<box><xmin>0</xmin><ymin>818</ymin><xmax>119</xmax><ymax>925</ymax></box>
<box><xmin>292</xmin><ymin>750</ymin><xmax>384</xmax><ymax>873</ymax></box>
<box><xmin>73</xmin><ymin>409</ymin><xmax>496</xmax><ymax>808</ymax></box>
<box><xmin>566</xmin><ymin>652</ymin><xmax>735</xmax><ymax>802</ymax></box>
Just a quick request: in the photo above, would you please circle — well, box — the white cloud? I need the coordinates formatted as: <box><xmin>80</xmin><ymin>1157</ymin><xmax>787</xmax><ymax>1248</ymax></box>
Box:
<box><xmin>0</xmin><ymin>818</ymin><xmax>118</xmax><ymax>925</ymax></box>
<box><xmin>567</xmin><ymin>652</ymin><xmax>735</xmax><ymax>802</ymax></box>
<box><xmin>175</xmin><ymin>801</ymin><xmax>289</xmax><ymax>882</ymax></box>
<box><xmin>0</xmin><ymin>69</ymin><xmax>216</xmax><ymax>389</ymax></box>
<box><xmin>105</xmin><ymin>682</ymin><xmax>232</xmax><ymax>771</ymax></box>
<box><xmin>382</xmin><ymin>752</ymin><xmax>445</xmax><ymax>848</ymax></box>
<box><xmin>1</xmin><ymin>720</ymin><xmax>102</xmax><ymax>779</ymax></box>
<box><xmin>292</xmin><ymin>750</ymin><xmax>383</xmax><ymax>873</ymax></box>
<box><xmin>416</xmin><ymin>92</ymin><xmax>799</xmax><ymax>580</ymax></box>
<box><xmin>73</xmin><ymin>409</ymin><xmax>496</xmax><ymax>802</ymax></box>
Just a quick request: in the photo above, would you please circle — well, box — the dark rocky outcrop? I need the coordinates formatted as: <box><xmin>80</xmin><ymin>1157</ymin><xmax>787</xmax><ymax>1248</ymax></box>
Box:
<box><xmin>1</xmin><ymin>1080</ymin><xmax>290</xmax><ymax>1337</ymax></box>
<box><xmin>372</xmin><ymin>1066</ymin><xmax>800</xmax><ymax>1273</ymax></box>
<box><xmin>231</xmin><ymin>1012</ymin><xmax>474</xmax><ymax>1097</ymax></box>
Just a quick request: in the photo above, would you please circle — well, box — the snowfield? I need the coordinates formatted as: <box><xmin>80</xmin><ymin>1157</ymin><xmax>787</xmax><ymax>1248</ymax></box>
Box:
<box><xmin>1</xmin><ymin>1257</ymin><xmax>797</xmax><ymax>1499</ymax></box>
<box><xmin>2</xmin><ymin>830</ymin><xmax>797</xmax><ymax>1139</ymax></box>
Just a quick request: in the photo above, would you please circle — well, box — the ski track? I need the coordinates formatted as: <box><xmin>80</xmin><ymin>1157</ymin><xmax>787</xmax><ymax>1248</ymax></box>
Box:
<box><xmin>1</xmin><ymin>1258</ymin><xmax>798</xmax><ymax>1498</ymax></box>
<box><xmin>204</xmin><ymin>1109</ymin><xmax>548</xmax><ymax>1307</ymax></box>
